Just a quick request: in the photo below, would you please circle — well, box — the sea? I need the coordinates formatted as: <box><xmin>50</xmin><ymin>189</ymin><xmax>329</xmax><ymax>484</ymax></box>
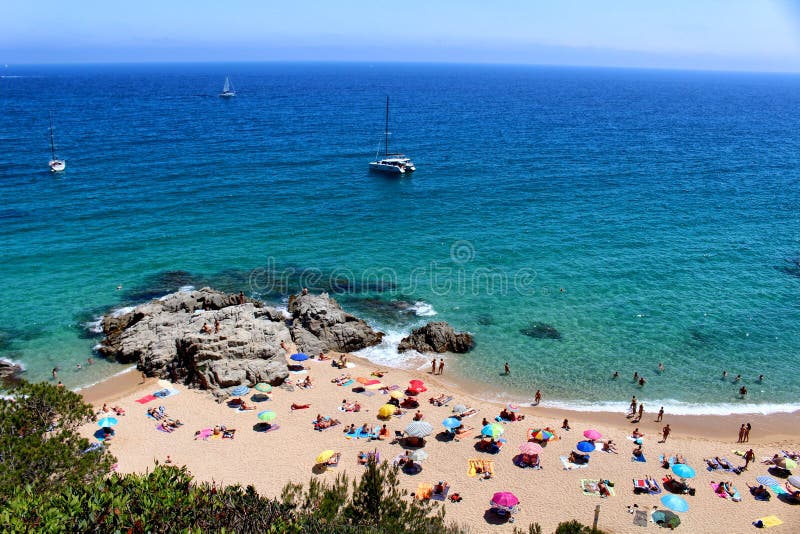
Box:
<box><xmin>2</xmin><ymin>62</ymin><xmax>799</xmax><ymax>415</ymax></box>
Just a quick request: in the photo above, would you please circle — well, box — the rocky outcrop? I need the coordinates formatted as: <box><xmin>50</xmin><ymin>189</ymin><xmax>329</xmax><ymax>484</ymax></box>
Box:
<box><xmin>398</xmin><ymin>322</ymin><xmax>474</xmax><ymax>353</ymax></box>
<box><xmin>99</xmin><ymin>288</ymin><xmax>290</xmax><ymax>398</ymax></box>
<box><xmin>0</xmin><ymin>358</ymin><xmax>22</xmax><ymax>381</ymax></box>
<box><xmin>288</xmin><ymin>292</ymin><xmax>384</xmax><ymax>355</ymax></box>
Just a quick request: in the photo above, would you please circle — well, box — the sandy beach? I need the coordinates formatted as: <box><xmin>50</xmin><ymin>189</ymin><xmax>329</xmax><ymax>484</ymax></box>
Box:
<box><xmin>81</xmin><ymin>353</ymin><xmax>800</xmax><ymax>533</ymax></box>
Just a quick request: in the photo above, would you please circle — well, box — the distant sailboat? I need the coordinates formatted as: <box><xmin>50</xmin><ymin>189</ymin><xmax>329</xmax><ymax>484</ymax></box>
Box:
<box><xmin>219</xmin><ymin>76</ymin><xmax>236</xmax><ymax>97</ymax></box>
<box><xmin>48</xmin><ymin>112</ymin><xmax>65</xmax><ymax>172</ymax></box>
<box><xmin>369</xmin><ymin>96</ymin><xmax>415</xmax><ymax>174</ymax></box>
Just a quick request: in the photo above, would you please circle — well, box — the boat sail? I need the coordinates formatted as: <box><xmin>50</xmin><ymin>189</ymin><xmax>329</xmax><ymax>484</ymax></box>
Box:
<box><xmin>48</xmin><ymin>112</ymin><xmax>65</xmax><ymax>172</ymax></box>
<box><xmin>220</xmin><ymin>76</ymin><xmax>236</xmax><ymax>97</ymax></box>
<box><xmin>369</xmin><ymin>96</ymin><xmax>415</xmax><ymax>174</ymax></box>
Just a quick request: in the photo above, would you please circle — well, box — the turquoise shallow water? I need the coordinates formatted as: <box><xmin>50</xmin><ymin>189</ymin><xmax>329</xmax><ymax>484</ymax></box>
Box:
<box><xmin>1</xmin><ymin>63</ymin><xmax>799</xmax><ymax>413</ymax></box>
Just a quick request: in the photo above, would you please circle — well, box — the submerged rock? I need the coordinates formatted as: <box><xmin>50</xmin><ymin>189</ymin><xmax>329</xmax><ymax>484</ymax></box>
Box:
<box><xmin>520</xmin><ymin>322</ymin><xmax>562</xmax><ymax>340</ymax></box>
<box><xmin>288</xmin><ymin>292</ymin><xmax>384</xmax><ymax>355</ymax></box>
<box><xmin>398</xmin><ymin>322</ymin><xmax>474</xmax><ymax>353</ymax></box>
<box><xmin>99</xmin><ymin>288</ymin><xmax>290</xmax><ymax>398</ymax></box>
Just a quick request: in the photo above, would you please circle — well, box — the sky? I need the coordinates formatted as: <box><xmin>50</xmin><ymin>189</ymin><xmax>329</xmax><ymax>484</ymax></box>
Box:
<box><xmin>2</xmin><ymin>0</ymin><xmax>800</xmax><ymax>72</ymax></box>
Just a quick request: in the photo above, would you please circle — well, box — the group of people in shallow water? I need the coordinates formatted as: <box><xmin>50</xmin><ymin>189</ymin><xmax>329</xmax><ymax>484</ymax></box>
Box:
<box><xmin>611</xmin><ymin>365</ymin><xmax>764</xmax><ymax>400</ymax></box>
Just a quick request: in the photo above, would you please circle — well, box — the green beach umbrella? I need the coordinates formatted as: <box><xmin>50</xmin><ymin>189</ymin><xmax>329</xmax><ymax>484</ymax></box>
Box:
<box><xmin>255</xmin><ymin>383</ymin><xmax>272</xmax><ymax>393</ymax></box>
<box><xmin>257</xmin><ymin>410</ymin><xmax>276</xmax><ymax>422</ymax></box>
<box><xmin>481</xmin><ymin>423</ymin><xmax>505</xmax><ymax>438</ymax></box>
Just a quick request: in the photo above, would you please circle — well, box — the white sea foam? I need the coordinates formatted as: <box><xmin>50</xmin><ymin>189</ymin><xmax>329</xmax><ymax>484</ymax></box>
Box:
<box><xmin>84</xmin><ymin>317</ymin><xmax>104</xmax><ymax>334</ymax></box>
<box><xmin>111</xmin><ymin>306</ymin><xmax>135</xmax><ymax>318</ymax></box>
<box><xmin>355</xmin><ymin>329</ymin><xmax>428</xmax><ymax>370</ymax></box>
<box><xmin>407</xmin><ymin>301</ymin><xmax>437</xmax><ymax>317</ymax></box>
<box><xmin>178</xmin><ymin>285</ymin><xmax>195</xmax><ymax>293</ymax></box>
<box><xmin>0</xmin><ymin>356</ymin><xmax>25</xmax><ymax>371</ymax></box>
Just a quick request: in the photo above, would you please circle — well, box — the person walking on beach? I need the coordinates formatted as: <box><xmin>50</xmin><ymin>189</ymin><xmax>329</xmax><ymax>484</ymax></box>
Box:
<box><xmin>656</xmin><ymin>406</ymin><xmax>664</xmax><ymax>422</ymax></box>
<box><xmin>637</xmin><ymin>403</ymin><xmax>644</xmax><ymax>422</ymax></box>
<box><xmin>431</xmin><ymin>358</ymin><xmax>437</xmax><ymax>375</ymax></box>
<box><xmin>504</xmin><ymin>362</ymin><xmax>510</xmax><ymax>375</ymax></box>
<box><xmin>737</xmin><ymin>424</ymin><xmax>746</xmax><ymax>443</ymax></box>
<box><xmin>744</xmin><ymin>422</ymin><xmax>751</xmax><ymax>442</ymax></box>
<box><xmin>661</xmin><ymin>424</ymin><xmax>671</xmax><ymax>443</ymax></box>
<box><xmin>534</xmin><ymin>390</ymin><xmax>542</xmax><ymax>405</ymax></box>
<box><xmin>438</xmin><ymin>359</ymin><xmax>444</xmax><ymax>376</ymax></box>
<box><xmin>629</xmin><ymin>396</ymin><xmax>637</xmax><ymax>416</ymax></box>
<box><xmin>744</xmin><ymin>448</ymin><xmax>755</xmax><ymax>470</ymax></box>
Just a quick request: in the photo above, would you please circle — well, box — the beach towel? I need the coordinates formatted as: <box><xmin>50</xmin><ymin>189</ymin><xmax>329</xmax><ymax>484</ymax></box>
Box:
<box><xmin>431</xmin><ymin>485</ymin><xmax>451</xmax><ymax>501</ymax></box>
<box><xmin>732</xmin><ymin>449</ymin><xmax>746</xmax><ymax>457</ymax></box>
<box><xmin>415</xmin><ymin>483</ymin><xmax>433</xmax><ymax>500</ymax></box>
<box><xmin>560</xmin><ymin>456</ymin><xmax>589</xmax><ymax>470</ymax></box>
<box><xmin>345</xmin><ymin>429</ymin><xmax>378</xmax><ymax>440</ymax></box>
<box><xmin>339</xmin><ymin>379</ymin><xmax>354</xmax><ymax>387</ymax></box>
<box><xmin>633</xmin><ymin>510</ymin><xmax>648</xmax><ymax>527</ymax></box>
<box><xmin>460</xmin><ymin>408</ymin><xmax>479</xmax><ymax>418</ymax></box>
<box><xmin>454</xmin><ymin>426</ymin><xmax>474</xmax><ymax>441</ymax></box>
<box><xmin>135</xmin><ymin>394</ymin><xmax>157</xmax><ymax>404</ymax></box>
<box><xmin>581</xmin><ymin>479</ymin><xmax>615</xmax><ymax>497</ymax></box>
<box><xmin>357</xmin><ymin>389</ymin><xmax>376</xmax><ymax>397</ymax></box>
<box><xmin>721</xmin><ymin>457</ymin><xmax>742</xmax><ymax>474</ymax></box>
<box><xmin>755</xmin><ymin>476</ymin><xmax>788</xmax><ymax>495</ymax></box>
<box><xmin>710</xmin><ymin>482</ymin><xmax>741</xmax><ymax>501</ymax></box>
<box><xmin>754</xmin><ymin>516</ymin><xmax>783</xmax><ymax>528</ymax></box>
<box><xmin>633</xmin><ymin>479</ymin><xmax>662</xmax><ymax>495</ymax></box>
<box><xmin>195</xmin><ymin>428</ymin><xmax>213</xmax><ymax>440</ymax></box>
<box><xmin>514</xmin><ymin>455</ymin><xmax>542</xmax><ymax>469</ymax></box>
<box><xmin>658</xmin><ymin>454</ymin><xmax>676</xmax><ymax>467</ymax></box>
<box><xmin>632</xmin><ymin>452</ymin><xmax>646</xmax><ymax>463</ymax></box>
<box><xmin>387</xmin><ymin>384</ymin><xmax>400</xmax><ymax>391</ymax></box>
<box><xmin>467</xmin><ymin>459</ymin><xmax>494</xmax><ymax>477</ymax></box>
<box><xmin>153</xmin><ymin>388</ymin><xmax>179</xmax><ymax>398</ymax></box>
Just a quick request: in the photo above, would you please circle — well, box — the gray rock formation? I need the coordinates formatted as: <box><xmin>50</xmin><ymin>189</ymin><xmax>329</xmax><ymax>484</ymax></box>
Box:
<box><xmin>0</xmin><ymin>358</ymin><xmax>22</xmax><ymax>381</ymax></box>
<box><xmin>398</xmin><ymin>322</ymin><xmax>474</xmax><ymax>353</ymax></box>
<box><xmin>288</xmin><ymin>292</ymin><xmax>384</xmax><ymax>355</ymax></box>
<box><xmin>99</xmin><ymin>288</ymin><xmax>290</xmax><ymax>397</ymax></box>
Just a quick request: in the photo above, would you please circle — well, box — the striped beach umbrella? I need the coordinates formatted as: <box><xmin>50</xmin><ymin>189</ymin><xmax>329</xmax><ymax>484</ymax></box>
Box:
<box><xmin>481</xmin><ymin>423</ymin><xmax>505</xmax><ymax>438</ymax></box>
<box><xmin>408</xmin><ymin>450</ymin><xmax>429</xmax><ymax>462</ymax></box>
<box><xmin>231</xmin><ymin>385</ymin><xmax>249</xmax><ymax>396</ymax></box>
<box><xmin>255</xmin><ymin>383</ymin><xmax>272</xmax><ymax>393</ymax></box>
<box><xmin>405</xmin><ymin>421</ymin><xmax>434</xmax><ymax>438</ymax></box>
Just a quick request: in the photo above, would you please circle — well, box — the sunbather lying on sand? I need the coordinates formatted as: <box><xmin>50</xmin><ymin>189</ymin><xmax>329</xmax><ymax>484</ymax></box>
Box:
<box><xmin>602</xmin><ymin>440</ymin><xmax>618</xmax><ymax>453</ymax></box>
<box><xmin>239</xmin><ymin>401</ymin><xmax>256</xmax><ymax>411</ymax></box>
<box><xmin>331</xmin><ymin>374</ymin><xmax>351</xmax><ymax>384</ymax></box>
<box><xmin>715</xmin><ymin>457</ymin><xmax>733</xmax><ymax>470</ymax></box>
<box><xmin>291</xmin><ymin>403</ymin><xmax>311</xmax><ymax>410</ymax></box>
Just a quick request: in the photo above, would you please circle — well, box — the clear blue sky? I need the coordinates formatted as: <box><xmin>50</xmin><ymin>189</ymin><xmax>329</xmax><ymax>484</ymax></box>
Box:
<box><xmin>3</xmin><ymin>0</ymin><xmax>800</xmax><ymax>71</ymax></box>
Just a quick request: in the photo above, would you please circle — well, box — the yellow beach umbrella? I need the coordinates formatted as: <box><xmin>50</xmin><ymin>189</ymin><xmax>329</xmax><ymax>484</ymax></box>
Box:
<box><xmin>378</xmin><ymin>404</ymin><xmax>396</xmax><ymax>418</ymax></box>
<box><xmin>389</xmin><ymin>390</ymin><xmax>404</xmax><ymax>399</ymax></box>
<box><xmin>316</xmin><ymin>450</ymin><xmax>336</xmax><ymax>464</ymax></box>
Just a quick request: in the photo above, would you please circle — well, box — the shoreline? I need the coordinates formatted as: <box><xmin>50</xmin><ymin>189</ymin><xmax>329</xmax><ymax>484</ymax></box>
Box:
<box><xmin>80</xmin><ymin>352</ymin><xmax>800</xmax><ymax>444</ymax></box>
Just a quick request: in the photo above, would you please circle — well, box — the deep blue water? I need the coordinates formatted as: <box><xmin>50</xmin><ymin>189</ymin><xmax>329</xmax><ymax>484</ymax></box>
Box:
<box><xmin>2</xmin><ymin>62</ymin><xmax>799</xmax><ymax>413</ymax></box>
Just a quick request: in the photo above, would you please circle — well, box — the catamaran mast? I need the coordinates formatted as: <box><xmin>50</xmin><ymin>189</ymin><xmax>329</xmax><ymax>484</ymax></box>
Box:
<box><xmin>48</xmin><ymin>112</ymin><xmax>56</xmax><ymax>160</ymax></box>
<box><xmin>384</xmin><ymin>96</ymin><xmax>389</xmax><ymax>157</ymax></box>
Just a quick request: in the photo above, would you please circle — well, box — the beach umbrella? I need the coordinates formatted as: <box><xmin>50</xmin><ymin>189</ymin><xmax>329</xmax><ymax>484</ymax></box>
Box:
<box><xmin>378</xmin><ymin>404</ymin><xmax>396</xmax><ymax>418</ymax></box>
<box><xmin>583</xmin><ymin>429</ymin><xmax>602</xmax><ymax>441</ymax></box>
<box><xmin>577</xmin><ymin>441</ymin><xmax>596</xmax><ymax>453</ymax></box>
<box><xmin>652</xmin><ymin>510</ymin><xmax>681</xmax><ymax>528</ymax></box>
<box><xmin>452</xmin><ymin>404</ymin><xmax>468</xmax><ymax>414</ymax></box>
<box><xmin>506</xmin><ymin>403</ymin><xmax>520</xmax><ymax>412</ymax></box>
<box><xmin>389</xmin><ymin>390</ymin><xmax>404</xmax><ymax>399</ymax></box>
<box><xmin>97</xmin><ymin>417</ymin><xmax>119</xmax><ymax>428</ymax></box>
<box><xmin>290</xmin><ymin>353</ymin><xmax>309</xmax><ymax>361</ymax></box>
<box><xmin>490</xmin><ymin>491</ymin><xmax>520</xmax><ymax>509</ymax></box>
<box><xmin>788</xmin><ymin>475</ymin><xmax>800</xmax><ymax>489</ymax></box>
<box><xmin>442</xmin><ymin>417</ymin><xmax>462</xmax><ymax>430</ymax></box>
<box><xmin>231</xmin><ymin>385</ymin><xmax>249</xmax><ymax>396</ymax></box>
<box><xmin>519</xmin><ymin>442</ymin><xmax>543</xmax><ymax>455</ymax></box>
<box><xmin>257</xmin><ymin>410</ymin><xmax>276</xmax><ymax>422</ymax></box>
<box><xmin>409</xmin><ymin>450</ymin><xmax>429</xmax><ymax>462</ymax></box>
<box><xmin>407</xmin><ymin>386</ymin><xmax>427</xmax><ymax>395</ymax></box>
<box><xmin>531</xmin><ymin>429</ymin><xmax>554</xmax><ymax>442</ymax></box>
<box><xmin>634</xmin><ymin>438</ymin><xmax>643</xmax><ymax>445</ymax></box>
<box><xmin>776</xmin><ymin>457</ymin><xmax>798</xmax><ymax>470</ymax></box>
<box><xmin>409</xmin><ymin>379</ymin><xmax>424</xmax><ymax>387</ymax></box>
<box><xmin>316</xmin><ymin>450</ymin><xmax>336</xmax><ymax>464</ymax></box>
<box><xmin>405</xmin><ymin>421</ymin><xmax>434</xmax><ymax>438</ymax></box>
<box><xmin>672</xmin><ymin>464</ymin><xmax>696</xmax><ymax>479</ymax></box>
<box><xmin>481</xmin><ymin>423</ymin><xmax>505</xmax><ymax>438</ymax></box>
<box><xmin>660</xmin><ymin>494</ymin><xmax>689</xmax><ymax>513</ymax></box>
<box><xmin>254</xmin><ymin>382</ymin><xmax>272</xmax><ymax>393</ymax></box>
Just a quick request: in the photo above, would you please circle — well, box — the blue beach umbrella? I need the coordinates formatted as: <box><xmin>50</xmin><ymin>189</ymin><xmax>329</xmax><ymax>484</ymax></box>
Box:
<box><xmin>672</xmin><ymin>464</ymin><xmax>696</xmax><ymax>479</ymax></box>
<box><xmin>97</xmin><ymin>417</ymin><xmax>118</xmax><ymax>428</ymax></box>
<box><xmin>660</xmin><ymin>494</ymin><xmax>689</xmax><ymax>513</ymax></box>
<box><xmin>442</xmin><ymin>417</ymin><xmax>462</xmax><ymax>430</ymax></box>
<box><xmin>290</xmin><ymin>353</ymin><xmax>309</xmax><ymax>361</ymax></box>
<box><xmin>481</xmin><ymin>423</ymin><xmax>505</xmax><ymax>438</ymax></box>
<box><xmin>231</xmin><ymin>385</ymin><xmax>249</xmax><ymax>396</ymax></box>
<box><xmin>577</xmin><ymin>441</ymin><xmax>596</xmax><ymax>453</ymax></box>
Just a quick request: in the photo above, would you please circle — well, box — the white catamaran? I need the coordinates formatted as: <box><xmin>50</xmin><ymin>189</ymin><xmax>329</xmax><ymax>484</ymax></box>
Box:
<box><xmin>369</xmin><ymin>96</ymin><xmax>415</xmax><ymax>175</ymax></box>
<box><xmin>48</xmin><ymin>112</ymin><xmax>65</xmax><ymax>172</ymax></box>
<box><xmin>219</xmin><ymin>76</ymin><xmax>236</xmax><ymax>97</ymax></box>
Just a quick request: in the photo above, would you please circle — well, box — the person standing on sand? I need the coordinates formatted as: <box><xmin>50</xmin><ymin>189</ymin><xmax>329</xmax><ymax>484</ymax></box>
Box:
<box><xmin>737</xmin><ymin>424</ymin><xmax>745</xmax><ymax>443</ymax></box>
<box><xmin>431</xmin><ymin>359</ymin><xmax>437</xmax><ymax>375</ymax></box>
<box><xmin>744</xmin><ymin>448</ymin><xmax>755</xmax><ymax>470</ymax></box>
<box><xmin>534</xmin><ymin>390</ymin><xmax>542</xmax><ymax>405</ymax></box>
<box><xmin>629</xmin><ymin>396</ymin><xmax>637</xmax><ymax>416</ymax></box>
<box><xmin>661</xmin><ymin>424</ymin><xmax>671</xmax><ymax>443</ymax></box>
<box><xmin>438</xmin><ymin>359</ymin><xmax>444</xmax><ymax>376</ymax></box>
<box><xmin>141</xmin><ymin>371</ymin><xmax>147</xmax><ymax>384</ymax></box>
<box><xmin>504</xmin><ymin>362</ymin><xmax>510</xmax><ymax>375</ymax></box>
<box><xmin>656</xmin><ymin>406</ymin><xmax>664</xmax><ymax>422</ymax></box>
<box><xmin>744</xmin><ymin>422</ymin><xmax>751</xmax><ymax>442</ymax></box>
<box><xmin>637</xmin><ymin>403</ymin><xmax>644</xmax><ymax>422</ymax></box>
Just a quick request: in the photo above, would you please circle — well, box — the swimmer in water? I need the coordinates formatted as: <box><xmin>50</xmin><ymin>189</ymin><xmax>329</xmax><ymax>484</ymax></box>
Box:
<box><xmin>758</xmin><ymin>374</ymin><xmax>764</xmax><ymax>382</ymax></box>
<box><xmin>116</xmin><ymin>284</ymin><xmax>122</xmax><ymax>290</ymax></box>
<box><xmin>639</xmin><ymin>377</ymin><xmax>646</xmax><ymax>387</ymax></box>
<box><xmin>612</xmin><ymin>371</ymin><xmax>619</xmax><ymax>379</ymax></box>
<box><xmin>633</xmin><ymin>371</ymin><xmax>639</xmax><ymax>381</ymax></box>
<box><xmin>658</xmin><ymin>362</ymin><xmax>665</xmax><ymax>373</ymax></box>
<box><xmin>734</xmin><ymin>374</ymin><xmax>741</xmax><ymax>383</ymax></box>
<box><xmin>722</xmin><ymin>370</ymin><xmax>728</xmax><ymax>379</ymax></box>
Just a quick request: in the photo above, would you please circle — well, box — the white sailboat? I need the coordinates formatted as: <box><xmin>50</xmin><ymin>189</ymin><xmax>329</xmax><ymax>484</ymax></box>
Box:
<box><xmin>369</xmin><ymin>96</ymin><xmax>415</xmax><ymax>175</ymax></box>
<box><xmin>48</xmin><ymin>112</ymin><xmax>65</xmax><ymax>172</ymax></box>
<box><xmin>219</xmin><ymin>76</ymin><xmax>236</xmax><ymax>97</ymax></box>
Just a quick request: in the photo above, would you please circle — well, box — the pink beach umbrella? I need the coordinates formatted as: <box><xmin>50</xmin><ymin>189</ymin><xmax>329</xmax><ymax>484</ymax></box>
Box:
<box><xmin>490</xmin><ymin>491</ymin><xmax>520</xmax><ymax>509</ymax></box>
<box><xmin>519</xmin><ymin>442</ymin><xmax>543</xmax><ymax>455</ymax></box>
<box><xmin>506</xmin><ymin>403</ymin><xmax>520</xmax><ymax>412</ymax></box>
<box><xmin>583</xmin><ymin>429</ymin><xmax>602</xmax><ymax>441</ymax></box>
